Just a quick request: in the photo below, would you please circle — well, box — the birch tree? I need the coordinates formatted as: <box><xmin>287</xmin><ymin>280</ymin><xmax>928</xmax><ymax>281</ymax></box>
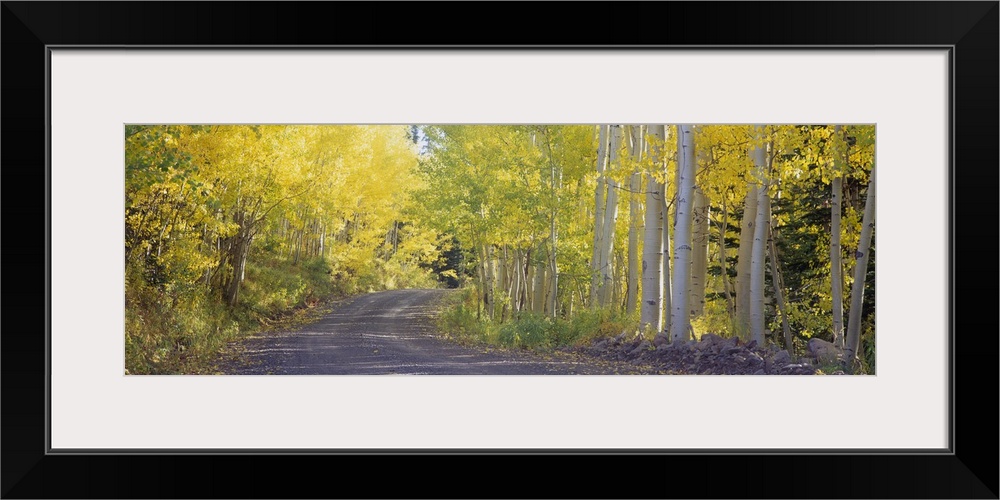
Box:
<box><xmin>598</xmin><ymin>125</ymin><xmax>623</xmax><ymax>308</ymax></box>
<box><xmin>641</xmin><ymin>125</ymin><xmax>666</xmax><ymax>332</ymax></box>
<box><xmin>735</xmin><ymin>181</ymin><xmax>758</xmax><ymax>337</ymax></box>
<box><xmin>844</xmin><ymin>164</ymin><xmax>876</xmax><ymax>368</ymax></box>
<box><xmin>626</xmin><ymin>125</ymin><xmax>644</xmax><ymax>315</ymax></box>
<box><xmin>748</xmin><ymin>128</ymin><xmax>771</xmax><ymax>346</ymax></box>
<box><xmin>669</xmin><ymin>124</ymin><xmax>696</xmax><ymax>342</ymax></box>
<box><xmin>830</xmin><ymin>125</ymin><xmax>846</xmax><ymax>348</ymax></box>
<box><xmin>590</xmin><ymin>125</ymin><xmax>609</xmax><ymax>308</ymax></box>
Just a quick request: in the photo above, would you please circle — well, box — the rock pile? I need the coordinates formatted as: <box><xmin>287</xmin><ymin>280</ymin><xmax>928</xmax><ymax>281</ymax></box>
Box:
<box><xmin>578</xmin><ymin>332</ymin><xmax>819</xmax><ymax>375</ymax></box>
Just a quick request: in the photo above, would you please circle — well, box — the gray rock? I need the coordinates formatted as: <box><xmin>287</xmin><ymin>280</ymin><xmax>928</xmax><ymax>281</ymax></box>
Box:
<box><xmin>629</xmin><ymin>340</ymin><xmax>652</xmax><ymax>356</ymax></box>
<box><xmin>771</xmin><ymin>350</ymin><xmax>791</xmax><ymax>366</ymax></box>
<box><xmin>653</xmin><ymin>332</ymin><xmax>671</xmax><ymax>348</ymax></box>
<box><xmin>807</xmin><ymin>338</ymin><xmax>842</xmax><ymax>363</ymax></box>
<box><xmin>721</xmin><ymin>346</ymin><xmax>742</xmax><ymax>356</ymax></box>
<box><xmin>700</xmin><ymin>333</ymin><xmax>724</xmax><ymax>346</ymax></box>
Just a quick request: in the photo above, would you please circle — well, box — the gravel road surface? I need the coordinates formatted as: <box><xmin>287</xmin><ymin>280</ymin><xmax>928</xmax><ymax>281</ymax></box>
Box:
<box><xmin>217</xmin><ymin>289</ymin><xmax>649</xmax><ymax>375</ymax></box>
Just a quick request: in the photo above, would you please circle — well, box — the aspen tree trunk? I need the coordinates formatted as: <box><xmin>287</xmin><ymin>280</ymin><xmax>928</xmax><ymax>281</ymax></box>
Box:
<box><xmin>641</xmin><ymin>125</ymin><xmax>665</xmax><ymax>332</ymax></box>
<box><xmin>499</xmin><ymin>246</ymin><xmax>510</xmax><ymax>322</ymax></box>
<box><xmin>690</xmin><ymin>187</ymin><xmax>710</xmax><ymax>318</ymax></box>
<box><xmin>669</xmin><ymin>125</ymin><xmax>696</xmax><ymax>342</ymax></box>
<box><xmin>768</xmin><ymin>219</ymin><xmax>793</xmax><ymax>355</ymax></box>
<box><xmin>532</xmin><ymin>245</ymin><xmax>547</xmax><ymax>314</ymax></box>
<box><xmin>483</xmin><ymin>245</ymin><xmax>496</xmax><ymax>320</ymax></box>
<box><xmin>831</xmin><ymin>175</ymin><xmax>845</xmax><ymax>347</ymax></box>
<box><xmin>735</xmin><ymin>185</ymin><xmax>758</xmax><ymax>337</ymax></box>
<box><xmin>844</xmin><ymin>165</ymin><xmax>876</xmax><ymax>369</ymax></box>
<box><xmin>831</xmin><ymin>126</ymin><xmax>846</xmax><ymax>348</ymax></box>
<box><xmin>548</xmin><ymin>146</ymin><xmax>560</xmax><ymax>319</ymax></box>
<box><xmin>510</xmin><ymin>249</ymin><xmax>523</xmax><ymax>316</ymax></box>
<box><xmin>661</xmin><ymin>181</ymin><xmax>672</xmax><ymax>334</ymax></box>
<box><xmin>748</xmin><ymin>133</ymin><xmax>771</xmax><ymax>346</ymax></box>
<box><xmin>598</xmin><ymin>125</ymin><xmax>623</xmax><ymax>308</ymax></box>
<box><xmin>519</xmin><ymin>249</ymin><xmax>529</xmax><ymax>312</ymax></box>
<box><xmin>525</xmin><ymin>249</ymin><xmax>535</xmax><ymax>311</ymax></box>
<box><xmin>626</xmin><ymin>125</ymin><xmax>643</xmax><ymax>315</ymax></box>
<box><xmin>319</xmin><ymin>222</ymin><xmax>325</xmax><ymax>259</ymax></box>
<box><xmin>599</xmin><ymin>181</ymin><xmax>619</xmax><ymax>307</ymax></box>
<box><xmin>591</xmin><ymin>125</ymin><xmax>609</xmax><ymax>308</ymax></box>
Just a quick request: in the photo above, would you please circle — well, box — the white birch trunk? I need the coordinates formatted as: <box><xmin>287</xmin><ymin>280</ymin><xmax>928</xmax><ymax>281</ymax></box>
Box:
<box><xmin>626</xmin><ymin>125</ymin><xmax>643</xmax><ymax>315</ymax></box>
<box><xmin>690</xmin><ymin>187</ymin><xmax>710</xmax><ymax>318</ymax></box>
<box><xmin>669</xmin><ymin>125</ymin><xmax>696</xmax><ymax>342</ymax></box>
<box><xmin>591</xmin><ymin>125</ymin><xmax>609</xmax><ymax>308</ymax></box>
<box><xmin>661</xmin><ymin>179</ymin><xmax>672</xmax><ymax>334</ymax></box>
<box><xmin>598</xmin><ymin>126</ymin><xmax>623</xmax><ymax>308</ymax></box>
<box><xmin>748</xmin><ymin>134</ymin><xmax>771</xmax><ymax>346</ymax></box>
<box><xmin>831</xmin><ymin>126</ymin><xmax>846</xmax><ymax>348</ymax></box>
<box><xmin>532</xmin><ymin>257</ymin><xmax>546</xmax><ymax>314</ymax></box>
<box><xmin>735</xmin><ymin>184</ymin><xmax>758</xmax><ymax>337</ymax></box>
<box><xmin>547</xmin><ymin>137</ymin><xmax>560</xmax><ymax>318</ymax></box>
<box><xmin>844</xmin><ymin>165</ymin><xmax>876</xmax><ymax>367</ymax></box>
<box><xmin>485</xmin><ymin>245</ymin><xmax>496</xmax><ymax>320</ymax></box>
<box><xmin>641</xmin><ymin>125</ymin><xmax>665</xmax><ymax>332</ymax></box>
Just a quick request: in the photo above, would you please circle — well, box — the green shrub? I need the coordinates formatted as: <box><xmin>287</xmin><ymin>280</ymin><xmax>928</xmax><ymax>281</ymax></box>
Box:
<box><xmin>433</xmin><ymin>291</ymin><xmax>641</xmax><ymax>351</ymax></box>
<box><xmin>497</xmin><ymin>313</ymin><xmax>551</xmax><ymax>349</ymax></box>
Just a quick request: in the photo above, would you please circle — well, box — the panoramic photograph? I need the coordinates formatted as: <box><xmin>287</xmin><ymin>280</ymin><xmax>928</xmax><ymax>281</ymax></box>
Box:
<box><xmin>124</xmin><ymin>124</ymin><xmax>876</xmax><ymax>375</ymax></box>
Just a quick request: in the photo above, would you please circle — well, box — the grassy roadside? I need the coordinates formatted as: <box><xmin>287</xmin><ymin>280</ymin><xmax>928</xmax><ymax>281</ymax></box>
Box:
<box><xmin>433</xmin><ymin>287</ymin><xmax>641</xmax><ymax>351</ymax></box>
<box><xmin>126</xmin><ymin>257</ymin><xmax>348</xmax><ymax>375</ymax></box>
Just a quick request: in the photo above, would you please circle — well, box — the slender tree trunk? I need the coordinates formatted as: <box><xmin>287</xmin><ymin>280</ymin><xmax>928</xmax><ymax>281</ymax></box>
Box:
<box><xmin>591</xmin><ymin>125</ymin><xmax>609</xmax><ymax>308</ymax></box>
<box><xmin>532</xmin><ymin>245</ymin><xmax>547</xmax><ymax>314</ymax></box>
<box><xmin>626</xmin><ymin>125</ymin><xmax>643</xmax><ymax>315</ymax></box>
<box><xmin>661</xmin><ymin>181</ymin><xmax>672</xmax><ymax>334</ymax></box>
<box><xmin>525</xmin><ymin>250</ymin><xmax>535</xmax><ymax>311</ymax></box>
<box><xmin>830</xmin><ymin>175</ymin><xmax>845</xmax><ymax>347</ymax></box>
<box><xmin>598</xmin><ymin>125</ymin><xmax>623</xmax><ymax>308</ymax></box>
<box><xmin>669</xmin><ymin>125</ymin><xmax>696</xmax><ymax>342</ymax></box>
<box><xmin>599</xmin><ymin>181</ymin><xmax>619</xmax><ymax>307</ymax></box>
<box><xmin>641</xmin><ymin>125</ymin><xmax>666</xmax><ymax>332</ymax></box>
<box><xmin>831</xmin><ymin>126</ymin><xmax>846</xmax><ymax>348</ymax></box>
<box><xmin>489</xmin><ymin>246</ymin><xmax>499</xmax><ymax>319</ymax></box>
<box><xmin>735</xmin><ymin>184</ymin><xmax>758</xmax><ymax>337</ymax></box>
<box><xmin>222</xmin><ymin>207</ymin><xmax>255</xmax><ymax>308</ymax></box>
<box><xmin>319</xmin><ymin>222</ymin><xmax>325</xmax><ymax>259</ymax></box>
<box><xmin>499</xmin><ymin>246</ymin><xmax>510</xmax><ymax>322</ymax></box>
<box><xmin>690</xmin><ymin>187</ymin><xmax>710</xmax><ymax>318</ymax></box>
<box><xmin>768</xmin><ymin>217</ymin><xmax>793</xmax><ymax>355</ymax></box>
<box><xmin>748</xmin><ymin>133</ymin><xmax>771</xmax><ymax>346</ymax></box>
<box><xmin>844</xmin><ymin>165</ymin><xmax>876</xmax><ymax>369</ymax></box>
<box><xmin>549</xmin><ymin>175</ymin><xmax>559</xmax><ymax>318</ymax></box>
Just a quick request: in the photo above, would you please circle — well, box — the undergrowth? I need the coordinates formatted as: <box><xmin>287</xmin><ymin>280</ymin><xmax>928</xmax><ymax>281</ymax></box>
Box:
<box><xmin>125</xmin><ymin>256</ymin><xmax>434</xmax><ymax>374</ymax></box>
<box><xmin>436</xmin><ymin>288</ymin><xmax>638</xmax><ymax>350</ymax></box>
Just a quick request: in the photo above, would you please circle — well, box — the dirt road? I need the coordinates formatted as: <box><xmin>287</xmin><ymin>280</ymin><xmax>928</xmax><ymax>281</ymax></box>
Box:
<box><xmin>217</xmin><ymin>289</ymin><xmax>648</xmax><ymax>375</ymax></box>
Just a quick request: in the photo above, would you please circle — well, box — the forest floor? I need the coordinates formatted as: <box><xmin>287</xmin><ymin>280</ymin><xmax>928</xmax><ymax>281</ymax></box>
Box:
<box><xmin>214</xmin><ymin>288</ymin><xmax>818</xmax><ymax>375</ymax></box>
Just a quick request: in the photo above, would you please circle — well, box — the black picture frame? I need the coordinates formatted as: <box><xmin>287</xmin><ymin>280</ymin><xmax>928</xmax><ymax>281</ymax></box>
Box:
<box><xmin>3</xmin><ymin>2</ymin><xmax>996</xmax><ymax>498</ymax></box>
